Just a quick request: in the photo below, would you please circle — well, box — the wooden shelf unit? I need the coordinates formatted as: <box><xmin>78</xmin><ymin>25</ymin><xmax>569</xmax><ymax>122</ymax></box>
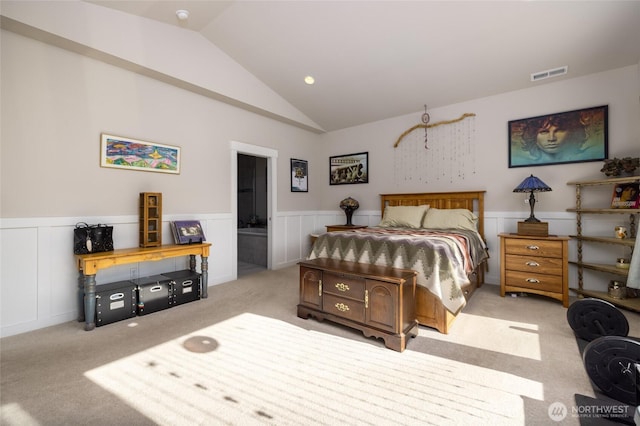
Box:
<box><xmin>567</xmin><ymin>176</ymin><xmax>639</xmax><ymax>312</ymax></box>
<box><xmin>571</xmin><ymin>288</ymin><xmax>640</xmax><ymax>313</ymax></box>
<box><xmin>139</xmin><ymin>192</ymin><xmax>162</xmax><ymax>247</ymax></box>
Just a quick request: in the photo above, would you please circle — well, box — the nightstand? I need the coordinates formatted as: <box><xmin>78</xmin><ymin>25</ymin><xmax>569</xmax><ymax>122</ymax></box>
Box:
<box><xmin>326</xmin><ymin>224</ymin><xmax>367</xmax><ymax>232</ymax></box>
<box><xmin>499</xmin><ymin>233</ymin><xmax>569</xmax><ymax>307</ymax></box>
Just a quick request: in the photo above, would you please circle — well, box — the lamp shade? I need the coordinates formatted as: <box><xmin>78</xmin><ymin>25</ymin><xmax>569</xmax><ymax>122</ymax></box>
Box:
<box><xmin>513</xmin><ymin>175</ymin><xmax>551</xmax><ymax>223</ymax></box>
<box><xmin>513</xmin><ymin>175</ymin><xmax>552</xmax><ymax>193</ymax></box>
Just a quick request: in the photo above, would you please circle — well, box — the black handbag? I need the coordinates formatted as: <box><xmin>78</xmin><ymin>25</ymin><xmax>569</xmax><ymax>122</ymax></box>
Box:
<box><xmin>73</xmin><ymin>223</ymin><xmax>114</xmax><ymax>255</ymax></box>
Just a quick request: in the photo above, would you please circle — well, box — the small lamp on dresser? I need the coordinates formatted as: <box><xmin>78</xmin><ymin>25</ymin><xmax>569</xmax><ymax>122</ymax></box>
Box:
<box><xmin>513</xmin><ymin>174</ymin><xmax>552</xmax><ymax>236</ymax></box>
<box><xmin>339</xmin><ymin>197</ymin><xmax>360</xmax><ymax>226</ymax></box>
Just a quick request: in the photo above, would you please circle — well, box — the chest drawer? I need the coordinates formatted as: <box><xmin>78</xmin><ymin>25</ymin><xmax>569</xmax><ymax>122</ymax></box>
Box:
<box><xmin>504</xmin><ymin>270</ymin><xmax>563</xmax><ymax>293</ymax></box>
<box><xmin>323</xmin><ymin>293</ymin><xmax>366</xmax><ymax>322</ymax></box>
<box><xmin>504</xmin><ymin>254</ymin><xmax>564</xmax><ymax>276</ymax></box>
<box><xmin>323</xmin><ymin>271</ymin><xmax>365</xmax><ymax>299</ymax></box>
<box><xmin>504</xmin><ymin>238</ymin><xmax>563</xmax><ymax>258</ymax></box>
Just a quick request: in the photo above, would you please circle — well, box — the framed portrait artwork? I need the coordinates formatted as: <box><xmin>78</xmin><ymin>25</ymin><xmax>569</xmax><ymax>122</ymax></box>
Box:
<box><xmin>100</xmin><ymin>134</ymin><xmax>180</xmax><ymax>174</ymax></box>
<box><xmin>508</xmin><ymin>105</ymin><xmax>608</xmax><ymax>168</ymax></box>
<box><xmin>329</xmin><ymin>152</ymin><xmax>368</xmax><ymax>185</ymax></box>
<box><xmin>291</xmin><ymin>158</ymin><xmax>308</xmax><ymax>192</ymax></box>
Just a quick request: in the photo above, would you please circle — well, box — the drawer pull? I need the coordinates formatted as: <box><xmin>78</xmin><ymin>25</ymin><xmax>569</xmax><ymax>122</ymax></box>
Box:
<box><xmin>525</xmin><ymin>278</ymin><xmax>540</xmax><ymax>284</ymax></box>
<box><xmin>365</xmin><ymin>290</ymin><xmax>369</xmax><ymax>309</ymax></box>
<box><xmin>335</xmin><ymin>302</ymin><xmax>350</xmax><ymax>312</ymax></box>
<box><xmin>525</xmin><ymin>261</ymin><xmax>540</xmax><ymax>267</ymax></box>
<box><xmin>335</xmin><ymin>282</ymin><xmax>350</xmax><ymax>292</ymax></box>
<box><xmin>319</xmin><ymin>280</ymin><xmax>322</xmax><ymax>297</ymax></box>
<box><xmin>526</xmin><ymin>245</ymin><xmax>540</xmax><ymax>251</ymax></box>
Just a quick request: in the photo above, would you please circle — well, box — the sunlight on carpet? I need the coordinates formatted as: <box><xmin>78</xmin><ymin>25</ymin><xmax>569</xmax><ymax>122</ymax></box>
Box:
<box><xmin>85</xmin><ymin>313</ymin><xmax>542</xmax><ymax>425</ymax></box>
<box><xmin>421</xmin><ymin>312</ymin><xmax>542</xmax><ymax>360</ymax></box>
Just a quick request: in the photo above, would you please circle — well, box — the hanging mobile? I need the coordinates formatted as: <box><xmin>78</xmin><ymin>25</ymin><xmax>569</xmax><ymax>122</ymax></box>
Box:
<box><xmin>422</xmin><ymin>104</ymin><xmax>430</xmax><ymax>149</ymax></box>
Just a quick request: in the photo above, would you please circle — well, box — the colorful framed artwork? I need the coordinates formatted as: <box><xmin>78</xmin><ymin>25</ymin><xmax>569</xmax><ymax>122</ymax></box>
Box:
<box><xmin>329</xmin><ymin>152</ymin><xmax>368</xmax><ymax>185</ymax></box>
<box><xmin>610</xmin><ymin>183</ymin><xmax>640</xmax><ymax>209</ymax></box>
<box><xmin>508</xmin><ymin>105</ymin><xmax>608</xmax><ymax>168</ymax></box>
<box><xmin>291</xmin><ymin>158</ymin><xmax>308</xmax><ymax>192</ymax></box>
<box><xmin>100</xmin><ymin>133</ymin><xmax>181</xmax><ymax>174</ymax></box>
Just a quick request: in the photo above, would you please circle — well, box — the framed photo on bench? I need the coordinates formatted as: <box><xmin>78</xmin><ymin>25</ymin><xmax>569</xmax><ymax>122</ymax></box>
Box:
<box><xmin>172</xmin><ymin>220</ymin><xmax>206</xmax><ymax>244</ymax></box>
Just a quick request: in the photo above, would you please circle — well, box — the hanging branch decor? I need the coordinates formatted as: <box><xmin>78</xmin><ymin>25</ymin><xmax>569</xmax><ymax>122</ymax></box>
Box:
<box><xmin>393</xmin><ymin>111</ymin><xmax>477</xmax><ymax>185</ymax></box>
<box><xmin>394</xmin><ymin>112</ymin><xmax>476</xmax><ymax>148</ymax></box>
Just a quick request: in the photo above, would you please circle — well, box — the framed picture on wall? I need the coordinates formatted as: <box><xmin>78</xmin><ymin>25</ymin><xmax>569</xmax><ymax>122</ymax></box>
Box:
<box><xmin>329</xmin><ymin>152</ymin><xmax>368</xmax><ymax>185</ymax></box>
<box><xmin>290</xmin><ymin>158</ymin><xmax>308</xmax><ymax>192</ymax></box>
<box><xmin>508</xmin><ymin>105</ymin><xmax>608</xmax><ymax>168</ymax></box>
<box><xmin>100</xmin><ymin>133</ymin><xmax>181</xmax><ymax>174</ymax></box>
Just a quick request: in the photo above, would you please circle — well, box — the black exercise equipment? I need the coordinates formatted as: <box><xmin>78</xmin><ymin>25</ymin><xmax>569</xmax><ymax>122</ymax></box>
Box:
<box><xmin>567</xmin><ymin>298</ymin><xmax>629</xmax><ymax>342</ymax></box>
<box><xmin>567</xmin><ymin>298</ymin><xmax>640</xmax><ymax>408</ymax></box>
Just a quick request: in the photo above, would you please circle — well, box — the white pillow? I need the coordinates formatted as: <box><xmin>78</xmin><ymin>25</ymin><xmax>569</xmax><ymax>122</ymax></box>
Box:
<box><xmin>378</xmin><ymin>205</ymin><xmax>429</xmax><ymax>229</ymax></box>
<box><xmin>422</xmin><ymin>207</ymin><xmax>478</xmax><ymax>231</ymax></box>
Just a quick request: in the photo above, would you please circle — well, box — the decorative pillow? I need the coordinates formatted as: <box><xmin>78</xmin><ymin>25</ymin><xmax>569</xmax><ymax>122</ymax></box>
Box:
<box><xmin>378</xmin><ymin>205</ymin><xmax>429</xmax><ymax>229</ymax></box>
<box><xmin>422</xmin><ymin>207</ymin><xmax>478</xmax><ymax>231</ymax></box>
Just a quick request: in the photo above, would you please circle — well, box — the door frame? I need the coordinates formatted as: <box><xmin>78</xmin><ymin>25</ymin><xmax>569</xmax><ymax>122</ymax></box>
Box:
<box><xmin>230</xmin><ymin>141</ymin><xmax>278</xmax><ymax>278</ymax></box>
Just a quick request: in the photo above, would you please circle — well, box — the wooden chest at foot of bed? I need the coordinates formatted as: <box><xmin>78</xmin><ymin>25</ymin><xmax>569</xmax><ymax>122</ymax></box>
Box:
<box><xmin>297</xmin><ymin>258</ymin><xmax>418</xmax><ymax>352</ymax></box>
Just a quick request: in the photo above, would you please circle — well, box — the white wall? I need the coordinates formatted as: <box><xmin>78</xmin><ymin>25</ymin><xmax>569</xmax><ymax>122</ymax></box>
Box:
<box><xmin>316</xmin><ymin>65</ymin><xmax>640</xmax><ymax>213</ymax></box>
<box><xmin>1</xmin><ymin>10</ymin><xmax>638</xmax><ymax>337</ymax></box>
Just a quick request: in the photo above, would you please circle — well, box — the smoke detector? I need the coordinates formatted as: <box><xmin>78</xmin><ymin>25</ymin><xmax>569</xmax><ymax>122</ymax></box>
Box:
<box><xmin>176</xmin><ymin>10</ymin><xmax>189</xmax><ymax>21</ymax></box>
<box><xmin>531</xmin><ymin>66</ymin><xmax>568</xmax><ymax>82</ymax></box>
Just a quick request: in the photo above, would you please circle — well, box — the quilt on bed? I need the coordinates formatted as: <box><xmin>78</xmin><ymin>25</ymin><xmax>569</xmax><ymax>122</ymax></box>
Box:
<box><xmin>308</xmin><ymin>227</ymin><xmax>489</xmax><ymax>314</ymax></box>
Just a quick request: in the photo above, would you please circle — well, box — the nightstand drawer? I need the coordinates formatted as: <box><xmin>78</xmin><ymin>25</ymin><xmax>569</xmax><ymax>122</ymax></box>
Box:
<box><xmin>323</xmin><ymin>293</ymin><xmax>365</xmax><ymax>322</ymax></box>
<box><xmin>323</xmin><ymin>271</ymin><xmax>365</xmax><ymax>299</ymax></box>
<box><xmin>504</xmin><ymin>270</ymin><xmax>563</xmax><ymax>292</ymax></box>
<box><xmin>504</xmin><ymin>238</ymin><xmax>563</xmax><ymax>258</ymax></box>
<box><xmin>505</xmin><ymin>254</ymin><xmax>564</xmax><ymax>276</ymax></box>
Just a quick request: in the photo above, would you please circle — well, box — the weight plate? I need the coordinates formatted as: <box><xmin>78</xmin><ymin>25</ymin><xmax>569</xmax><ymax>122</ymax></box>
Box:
<box><xmin>567</xmin><ymin>298</ymin><xmax>629</xmax><ymax>341</ymax></box>
<box><xmin>583</xmin><ymin>336</ymin><xmax>640</xmax><ymax>406</ymax></box>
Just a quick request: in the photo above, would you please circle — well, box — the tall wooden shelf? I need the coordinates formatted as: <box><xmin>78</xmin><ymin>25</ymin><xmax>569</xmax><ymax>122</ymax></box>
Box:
<box><xmin>139</xmin><ymin>192</ymin><xmax>162</xmax><ymax>248</ymax></box>
<box><xmin>567</xmin><ymin>176</ymin><xmax>639</xmax><ymax>313</ymax></box>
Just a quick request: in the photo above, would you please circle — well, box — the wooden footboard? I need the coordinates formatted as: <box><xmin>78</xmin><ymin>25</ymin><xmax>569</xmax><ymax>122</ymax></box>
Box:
<box><xmin>415</xmin><ymin>265</ymin><xmax>484</xmax><ymax>333</ymax></box>
<box><xmin>380</xmin><ymin>191</ymin><xmax>486</xmax><ymax>334</ymax></box>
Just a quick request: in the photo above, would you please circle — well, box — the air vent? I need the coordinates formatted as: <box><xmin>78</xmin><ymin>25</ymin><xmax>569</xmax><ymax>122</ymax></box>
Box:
<box><xmin>531</xmin><ymin>66</ymin><xmax>568</xmax><ymax>82</ymax></box>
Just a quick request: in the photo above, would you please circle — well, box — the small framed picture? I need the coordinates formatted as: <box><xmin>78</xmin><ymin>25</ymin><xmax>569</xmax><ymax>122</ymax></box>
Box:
<box><xmin>291</xmin><ymin>159</ymin><xmax>308</xmax><ymax>192</ymax></box>
<box><xmin>171</xmin><ymin>220</ymin><xmax>206</xmax><ymax>244</ymax></box>
<box><xmin>611</xmin><ymin>183</ymin><xmax>640</xmax><ymax>209</ymax></box>
<box><xmin>330</xmin><ymin>152</ymin><xmax>368</xmax><ymax>185</ymax></box>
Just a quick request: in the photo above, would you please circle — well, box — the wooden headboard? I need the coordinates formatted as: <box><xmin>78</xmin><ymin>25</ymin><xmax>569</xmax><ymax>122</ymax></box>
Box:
<box><xmin>380</xmin><ymin>191</ymin><xmax>486</xmax><ymax>240</ymax></box>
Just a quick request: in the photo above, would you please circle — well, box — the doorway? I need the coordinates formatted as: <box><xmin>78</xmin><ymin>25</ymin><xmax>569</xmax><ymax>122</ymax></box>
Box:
<box><xmin>230</xmin><ymin>141</ymin><xmax>278</xmax><ymax>279</ymax></box>
<box><xmin>237</xmin><ymin>154</ymin><xmax>267</xmax><ymax>276</ymax></box>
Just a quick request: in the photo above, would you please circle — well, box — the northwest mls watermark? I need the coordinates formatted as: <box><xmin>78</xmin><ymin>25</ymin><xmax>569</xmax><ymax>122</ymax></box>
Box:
<box><xmin>548</xmin><ymin>401</ymin><xmax>632</xmax><ymax>422</ymax></box>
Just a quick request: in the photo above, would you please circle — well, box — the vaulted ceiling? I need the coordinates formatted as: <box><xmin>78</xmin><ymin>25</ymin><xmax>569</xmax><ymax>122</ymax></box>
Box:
<box><xmin>87</xmin><ymin>1</ymin><xmax>640</xmax><ymax>132</ymax></box>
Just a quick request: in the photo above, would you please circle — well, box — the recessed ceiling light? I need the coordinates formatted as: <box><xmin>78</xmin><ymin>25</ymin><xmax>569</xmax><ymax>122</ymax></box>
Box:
<box><xmin>304</xmin><ymin>75</ymin><xmax>315</xmax><ymax>85</ymax></box>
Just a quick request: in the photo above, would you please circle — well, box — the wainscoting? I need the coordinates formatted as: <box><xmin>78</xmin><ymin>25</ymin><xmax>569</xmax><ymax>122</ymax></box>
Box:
<box><xmin>0</xmin><ymin>209</ymin><xmax>618</xmax><ymax>337</ymax></box>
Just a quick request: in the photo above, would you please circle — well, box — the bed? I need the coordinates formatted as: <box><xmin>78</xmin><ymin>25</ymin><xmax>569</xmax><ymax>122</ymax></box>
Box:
<box><xmin>308</xmin><ymin>191</ymin><xmax>488</xmax><ymax>334</ymax></box>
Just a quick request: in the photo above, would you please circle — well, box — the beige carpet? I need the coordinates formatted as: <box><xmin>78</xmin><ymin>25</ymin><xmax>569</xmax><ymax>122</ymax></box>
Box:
<box><xmin>1</xmin><ymin>265</ymin><xmax>639</xmax><ymax>425</ymax></box>
<box><xmin>85</xmin><ymin>312</ymin><xmax>534</xmax><ymax>425</ymax></box>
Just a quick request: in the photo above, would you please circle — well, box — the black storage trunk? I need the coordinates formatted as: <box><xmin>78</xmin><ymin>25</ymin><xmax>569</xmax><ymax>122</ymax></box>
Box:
<box><xmin>95</xmin><ymin>280</ymin><xmax>137</xmax><ymax>326</ymax></box>
<box><xmin>162</xmin><ymin>270</ymin><xmax>201</xmax><ymax>306</ymax></box>
<box><xmin>134</xmin><ymin>275</ymin><xmax>174</xmax><ymax>315</ymax></box>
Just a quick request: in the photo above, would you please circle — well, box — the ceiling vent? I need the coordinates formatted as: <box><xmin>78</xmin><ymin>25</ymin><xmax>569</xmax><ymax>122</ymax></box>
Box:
<box><xmin>531</xmin><ymin>66</ymin><xmax>568</xmax><ymax>82</ymax></box>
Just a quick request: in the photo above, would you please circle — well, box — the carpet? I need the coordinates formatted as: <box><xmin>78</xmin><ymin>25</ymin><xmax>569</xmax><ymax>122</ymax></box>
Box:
<box><xmin>85</xmin><ymin>313</ymin><xmax>540</xmax><ymax>425</ymax></box>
